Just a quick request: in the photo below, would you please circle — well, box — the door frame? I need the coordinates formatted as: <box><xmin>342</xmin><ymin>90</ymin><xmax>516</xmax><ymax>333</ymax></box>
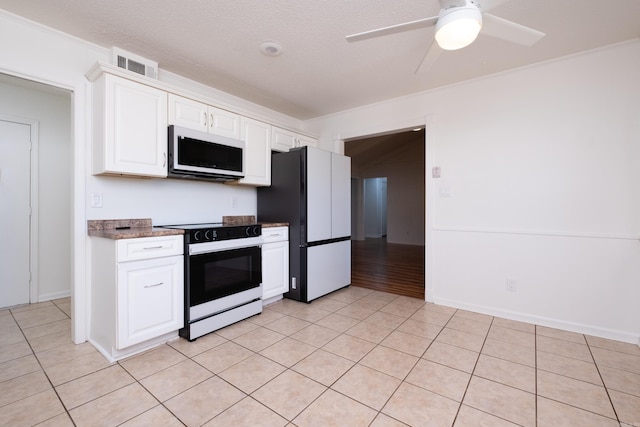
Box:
<box><xmin>0</xmin><ymin>114</ymin><xmax>39</xmax><ymax>303</ymax></box>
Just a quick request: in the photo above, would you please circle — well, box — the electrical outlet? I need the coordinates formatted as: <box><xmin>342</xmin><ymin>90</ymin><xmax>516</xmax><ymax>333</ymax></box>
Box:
<box><xmin>231</xmin><ymin>197</ymin><xmax>238</xmax><ymax>208</ymax></box>
<box><xmin>506</xmin><ymin>278</ymin><xmax>517</xmax><ymax>292</ymax></box>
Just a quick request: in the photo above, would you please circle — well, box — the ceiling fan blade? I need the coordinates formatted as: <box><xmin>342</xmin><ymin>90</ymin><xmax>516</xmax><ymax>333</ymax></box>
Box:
<box><xmin>415</xmin><ymin>42</ymin><xmax>443</xmax><ymax>74</ymax></box>
<box><xmin>346</xmin><ymin>16</ymin><xmax>438</xmax><ymax>42</ymax></box>
<box><xmin>482</xmin><ymin>13</ymin><xmax>545</xmax><ymax>46</ymax></box>
<box><xmin>478</xmin><ymin>0</ymin><xmax>513</xmax><ymax>12</ymax></box>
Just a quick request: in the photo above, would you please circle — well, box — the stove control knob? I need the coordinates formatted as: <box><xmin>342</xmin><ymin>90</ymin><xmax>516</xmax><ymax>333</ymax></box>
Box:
<box><xmin>193</xmin><ymin>230</ymin><xmax>202</xmax><ymax>242</ymax></box>
<box><xmin>205</xmin><ymin>229</ymin><xmax>213</xmax><ymax>241</ymax></box>
<box><xmin>252</xmin><ymin>226</ymin><xmax>261</xmax><ymax>236</ymax></box>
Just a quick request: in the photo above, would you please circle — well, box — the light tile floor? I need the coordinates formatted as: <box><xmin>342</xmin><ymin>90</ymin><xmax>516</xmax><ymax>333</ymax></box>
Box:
<box><xmin>1</xmin><ymin>288</ymin><xmax>640</xmax><ymax>426</ymax></box>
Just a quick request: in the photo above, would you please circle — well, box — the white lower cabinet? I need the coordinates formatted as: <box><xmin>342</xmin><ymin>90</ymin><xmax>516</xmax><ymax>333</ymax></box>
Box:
<box><xmin>261</xmin><ymin>227</ymin><xmax>289</xmax><ymax>301</ymax></box>
<box><xmin>116</xmin><ymin>256</ymin><xmax>183</xmax><ymax>348</ymax></box>
<box><xmin>90</xmin><ymin>235</ymin><xmax>184</xmax><ymax>361</ymax></box>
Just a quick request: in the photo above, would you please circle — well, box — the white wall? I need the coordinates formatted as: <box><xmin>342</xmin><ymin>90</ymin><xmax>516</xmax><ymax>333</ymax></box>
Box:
<box><xmin>306</xmin><ymin>40</ymin><xmax>640</xmax><ymax>343</ymax></box>
<box><xmin>0</xmin><ymin>76</ymin><xmax>72</xmax><ymax>301</ymax></box>
<box><xmin>85</xmin><ymin>175</ymin><xmax>256</xmax><ymax>225</ymax></box>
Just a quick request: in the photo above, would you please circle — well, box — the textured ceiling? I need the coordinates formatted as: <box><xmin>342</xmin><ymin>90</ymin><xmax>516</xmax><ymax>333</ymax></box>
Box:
<box><xmin>1</xmin><ymin>0</ymin><xmax>639</xmax><ymax>120</ymax></box>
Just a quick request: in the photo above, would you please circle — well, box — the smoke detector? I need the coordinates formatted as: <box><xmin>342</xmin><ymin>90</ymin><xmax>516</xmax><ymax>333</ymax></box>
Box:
<box><xmin>259</xmin><ymin>41</ymin><xmax>283</xmax><ymax>57</ymax></box>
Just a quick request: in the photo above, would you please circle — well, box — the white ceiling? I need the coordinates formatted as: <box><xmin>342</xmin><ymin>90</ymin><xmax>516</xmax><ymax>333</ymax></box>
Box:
<box><xmin>1</xmin><ymin>0</ymin><xmax>639</xmax><ymax>120</ymax></box>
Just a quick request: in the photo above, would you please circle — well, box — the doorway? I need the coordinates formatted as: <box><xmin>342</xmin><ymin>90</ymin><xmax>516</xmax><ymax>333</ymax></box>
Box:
<box><xmin>0</xmin><ymin>74</ymin><xmax>72</xmax><ymax>308</ymax></box>
<box><xmin>345</xmin><ymin>128</ymin><xmax>425</xmax><ymax>298</ymax></box>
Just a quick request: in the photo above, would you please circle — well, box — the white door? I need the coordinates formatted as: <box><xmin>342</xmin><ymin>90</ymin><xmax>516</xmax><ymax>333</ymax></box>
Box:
<box><xmin>0</xmin><ymin>119</ymin><xmax>31</xmax><ymax>308</ymax></box>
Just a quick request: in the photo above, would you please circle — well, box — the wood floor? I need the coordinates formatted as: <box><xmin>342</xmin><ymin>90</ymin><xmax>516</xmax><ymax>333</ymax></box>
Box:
<box><xmin>351</xmin><ymin>237</ymin><xmax>425</xmax><ymax>300</ymax></box>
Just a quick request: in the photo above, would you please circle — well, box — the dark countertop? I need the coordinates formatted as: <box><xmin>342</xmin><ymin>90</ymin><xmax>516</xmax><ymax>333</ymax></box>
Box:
<box><xmin>260</xmin><ymin>222</ymin><xmax>289</xmax><ymax>228</ymax></box>
<box><xmin>88</xmin><ymin>217</ymin><xmax>287</xmax><ymax>240</ymax></box>
<box><xmin>223</xmin><ymin>215</ymin><xmax>288</xmax><ymax>228</ymax></box>
<box><xmin>88</xmin><ymin>219</ymin><xmax>184</xmax><ymax>240</ymax></box>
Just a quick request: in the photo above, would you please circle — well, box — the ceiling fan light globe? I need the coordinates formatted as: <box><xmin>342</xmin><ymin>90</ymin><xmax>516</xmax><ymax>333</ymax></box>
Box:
<box><xmin>435</xmin><ymin>5</ymin><xmax>482</xmax><ymax>50</ymax></box>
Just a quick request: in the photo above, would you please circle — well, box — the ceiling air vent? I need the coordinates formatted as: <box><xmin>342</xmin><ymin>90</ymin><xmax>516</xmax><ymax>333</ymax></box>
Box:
<box><xmin>111</xmin><ymin>47</ymin><xmax>158</xmax><ymax>79</ymax></box>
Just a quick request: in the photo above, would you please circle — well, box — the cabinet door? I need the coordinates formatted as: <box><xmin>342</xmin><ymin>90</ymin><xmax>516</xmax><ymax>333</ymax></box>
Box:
<box><xmin>262</xmin><ymin>240</ymin><xmax>289</xmax><ymax>300</ymax></box>
<box><xmin>101</xmin><ymin>74</ymin><xmax>168</xmax><ymax>177</ymax></box>
<box><xmin>233</xmin><ymin>117</ymin><xmax>271</xmax><ymax>186</ymax></box>
<box><xmin>307</xmin><ymin>147</ymin><xmax>332</xmax><ymax>242</ymax></box>
<box><xmin>307</xmin><ymin>240</ymin><xmax>351</xmax><ymax>301</ymax></box>
<box><xmin>117</xmin><ymin>255</ymin><xmax>184</xmax><ymax>349</ymax></box>
<box><xmin>168</xmin><ymin>94</ymin><xmax>208</xmax><ymax>132</ymax></box>
<box><xmin>271</xmin><ymin>127</ymin><xmax>297</xmax><ymax>152</ymax></box>
<box><xmin>331</xmin><ymin>152</ymin><xmax>351</xmax><ymax>238</ymax></box>
<box><xmin>297</xmin><ymin>134</ymin><xmax>318</xmax><ymax>148</ymax></box>
<box><xmin>208</xmin><ymin>106</ymin><xmax>240</xmax><ymax>139</ymax></box>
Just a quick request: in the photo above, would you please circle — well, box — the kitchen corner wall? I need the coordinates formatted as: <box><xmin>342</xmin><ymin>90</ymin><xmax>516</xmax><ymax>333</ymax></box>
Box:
<box><xmin>0</xmin><ymin>10</ymin><xmax>306</xmax><ymax>343</ymax></box>
<box><xmin>306</xmin><ymin>40</ymin><xmax>640</xmax><ymax>344</ymax></box>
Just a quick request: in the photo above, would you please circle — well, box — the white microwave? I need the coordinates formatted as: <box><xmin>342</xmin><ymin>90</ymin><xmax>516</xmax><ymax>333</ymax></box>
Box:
<box><xmin>168</xmin><ymin>125</ymin><xmax>245</xmax><ymax>181</ymax></box>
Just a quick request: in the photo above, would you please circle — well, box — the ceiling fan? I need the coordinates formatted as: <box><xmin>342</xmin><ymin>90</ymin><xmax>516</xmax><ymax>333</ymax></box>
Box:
<box><xmin>345</xmin><ymin>0</ymin><xmax>545</xmax><ymax>74</ymax></box>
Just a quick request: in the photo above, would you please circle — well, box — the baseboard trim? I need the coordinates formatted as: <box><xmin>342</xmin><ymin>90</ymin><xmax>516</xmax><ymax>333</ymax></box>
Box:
<box><xmin>38</xmin><ymin>290</ymin><xmax>71</xmax><ymax>302</ymax></box>
<box><xmin>434</xmin><ymin>297</ymin><xmax>640</xmax><ymax>345</ymax></box>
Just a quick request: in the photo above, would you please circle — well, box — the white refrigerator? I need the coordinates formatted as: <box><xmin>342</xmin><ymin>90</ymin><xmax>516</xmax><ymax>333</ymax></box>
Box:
<box><xmin>257</xmin><ymin>146</ymin><xmax>351</xmax><ymax>302</ymax></box>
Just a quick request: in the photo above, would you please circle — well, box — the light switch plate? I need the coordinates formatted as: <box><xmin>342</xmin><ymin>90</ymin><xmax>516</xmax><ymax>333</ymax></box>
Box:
<box><xmin>90</xmin><ymin>193</ymin><xmax>103</xmax><ymax>208</ymax></box>
<box><xmin>439</xmin><ymin>185</ymin><xmax>452</xmax><ymax>198</ymax></box>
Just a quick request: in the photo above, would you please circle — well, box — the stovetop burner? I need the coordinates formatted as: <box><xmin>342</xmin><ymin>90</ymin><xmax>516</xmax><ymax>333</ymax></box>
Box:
<box><xmin>161</xmin><ymin>222</ymin><xmax>261</xmax><ymax>243</ymax></box>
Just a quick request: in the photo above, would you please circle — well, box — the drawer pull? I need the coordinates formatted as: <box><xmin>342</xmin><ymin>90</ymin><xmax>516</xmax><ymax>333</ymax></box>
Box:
<box><xmin>144</xmin><ymin>282</ymin><xmax>164</xmax><ymax>288</ymax></box>
<box><xmin>143</xmin><ymin>246</ymin><xmax>164</xmax><ymax>250</ymax></box>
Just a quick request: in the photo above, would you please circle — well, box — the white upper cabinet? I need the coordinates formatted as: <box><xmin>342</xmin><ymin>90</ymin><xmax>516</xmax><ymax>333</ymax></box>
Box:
<box><xmin>297</xmin><ymin>133</ymin><xmax>318</xmax><ymax>149</ymax></box>
<box><xmin>231</xmin><ymin>117</ymin><xmax>271</xmax><ymax>187</ymax></box>
<box><xmin>271</xmin><ymin>126</ymin><xmax>318</xmax><ymax>152</ymax></box>
<box><xmin>93</xmin><ymin>73</ymin><xmax>168</xmax><ymax>177</ymax></box>
<box><xmin>168</xmin><ymin>94</ymin><xmax>240</xmax><ymax>139</ymax></box>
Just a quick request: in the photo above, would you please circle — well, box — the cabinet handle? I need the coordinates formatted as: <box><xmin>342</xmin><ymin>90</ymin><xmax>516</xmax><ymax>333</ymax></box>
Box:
<box><xmin>203</xmin><ymin>111</ymin><xmax>208</xmax><ymax>127</ymax></box>
<box><xmin>163</xmin><ymin>152</ymin><xmax>166</xmax><ymax>167</ymax></box>
<box><xmin>143</xmin><ymin>246</ymin><xmax>164</xmax><ymax>250</ymax></box>
<box><xmin>210</xmin><ymin>113</ymin><xmax>214</xmax><ymax>130</ymax></box>
<box><xmin>144</xmin><ymin>282</ymin><xmax>164</xmax><ymax>288</ymax></box>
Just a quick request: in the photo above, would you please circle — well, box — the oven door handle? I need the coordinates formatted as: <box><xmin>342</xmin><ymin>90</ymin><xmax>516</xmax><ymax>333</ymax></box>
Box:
<box><xmin>189</xmin><ymin>237</ymin><xmax>264</xmax><ymax>255</ymax></box>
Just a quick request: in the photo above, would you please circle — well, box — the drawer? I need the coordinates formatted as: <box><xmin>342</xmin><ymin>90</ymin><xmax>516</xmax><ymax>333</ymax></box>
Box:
<box><xmin>261</xmin><ymin>227</ymin><xmax>288</xmax><ymax>243</ymax></box>
<box><xmin>117</xmin><ymin>235</ymin><xmax>183</xmax><ymax>262</ymax></box>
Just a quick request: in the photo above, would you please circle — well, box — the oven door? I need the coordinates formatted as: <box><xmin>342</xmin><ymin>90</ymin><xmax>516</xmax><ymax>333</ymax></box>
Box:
<box><xmin>188</xmin><ymin>244</ymin><xmax>262</xmax><ymax>307</ymax></box>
